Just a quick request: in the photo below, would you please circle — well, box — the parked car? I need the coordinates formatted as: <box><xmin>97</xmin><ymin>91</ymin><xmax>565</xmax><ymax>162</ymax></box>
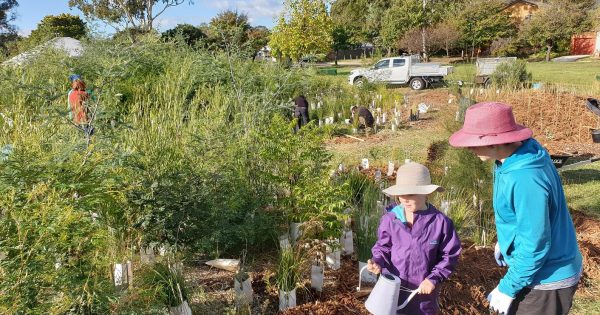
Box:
<box><xmin>348</xmin><ymin>55</ymin><xmax>454</xmax><ymax>90</ymax></box>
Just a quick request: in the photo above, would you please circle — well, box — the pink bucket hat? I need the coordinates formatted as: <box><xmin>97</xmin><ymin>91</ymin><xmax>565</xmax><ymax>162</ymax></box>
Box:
<box><xmin>449</xmin><ymin>102</ymin><xmax>532</xmax><ymax>147</ymax></box>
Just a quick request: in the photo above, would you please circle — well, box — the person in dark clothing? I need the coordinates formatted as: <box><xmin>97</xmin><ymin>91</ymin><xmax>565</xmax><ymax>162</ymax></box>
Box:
<box><xmin>351</xmin><ymin>105</ymin><xmax>375</xmax><ymax>130</ymax></box>
<box><xmin>293</xmin><ymin>95</ymin><xmax>310</xmax><ymax>132</ymax></box>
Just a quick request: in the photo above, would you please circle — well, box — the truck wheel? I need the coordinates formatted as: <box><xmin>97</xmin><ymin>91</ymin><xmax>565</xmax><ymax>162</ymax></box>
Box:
<box><xmin>410</xmin><ymin>78</ymin><xmax>425</xmax><ymax>90</ymax></box>
<box><xmin>354</xmin><ymin>77</ymin><xmax>366</xmax><ymax>87</ymax></box>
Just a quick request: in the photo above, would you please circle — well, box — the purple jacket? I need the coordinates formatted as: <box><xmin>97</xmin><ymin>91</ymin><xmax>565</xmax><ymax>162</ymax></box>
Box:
<box><xmin>371</xmin><ymin>204</ymin><xmax>461</xmax><ymax>315</ymax></box>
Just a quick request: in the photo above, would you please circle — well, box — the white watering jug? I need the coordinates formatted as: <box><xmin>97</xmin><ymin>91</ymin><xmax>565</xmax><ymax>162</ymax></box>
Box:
<box><xmin>357</xmin><ymin>265</ymin><xmax>418</xmax><ymax>315</ymax></box>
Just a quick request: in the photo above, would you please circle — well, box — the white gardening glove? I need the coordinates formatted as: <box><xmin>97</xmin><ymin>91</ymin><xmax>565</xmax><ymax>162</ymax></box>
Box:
<box><xmin>487</xmin><ymin>286</ymin><xmax>514</xmax><ymax>315</ymax></box>
<box><xmin>494</xmin><ymin>242</ymin><xmax>507</xmax><ymax>267</ymax></box>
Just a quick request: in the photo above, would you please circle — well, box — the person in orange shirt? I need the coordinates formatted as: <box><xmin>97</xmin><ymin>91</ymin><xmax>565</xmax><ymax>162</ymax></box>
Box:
<box><xmin>68</xmin><ymin>78</ymin><xmax>89</xmax><ymax>125</ymax></box>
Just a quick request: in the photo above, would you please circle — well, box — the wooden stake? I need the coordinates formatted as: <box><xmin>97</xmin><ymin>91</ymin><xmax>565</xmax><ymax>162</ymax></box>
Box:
<box><xmin>344</xmin><ymin>134</ymin><xmax>365</xmax><ymax>142</ymax></box>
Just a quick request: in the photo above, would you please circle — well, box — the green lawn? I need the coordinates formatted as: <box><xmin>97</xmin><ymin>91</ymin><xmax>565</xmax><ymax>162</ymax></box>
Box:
<box><xmin>319</xmin><ymin>59</ymin><xmax>600</xmax><ymax>91</ymax></box>
<box><xmin>448</xmin><ymin>59</ymin><xmax>600</xmax><ymax>87</ymax></box>
<box><xmin>562</xmin><ymin>161</ymin><xmax>600</xmax><ymax>217</ymax></box>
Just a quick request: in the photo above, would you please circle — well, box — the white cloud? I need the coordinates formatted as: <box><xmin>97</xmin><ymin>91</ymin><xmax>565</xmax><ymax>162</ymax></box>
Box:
<box><xmin>18</xmin><ymin>29</ymin><xmax>32</xmax><ymax>37</ymax></box>
<box><xmin>208</xmin><ymin>0</ymin><xmax>283</xmax><ymax>22</ymax></box>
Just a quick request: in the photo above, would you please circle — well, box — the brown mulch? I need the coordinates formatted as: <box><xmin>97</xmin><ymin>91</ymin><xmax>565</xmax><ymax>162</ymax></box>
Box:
<box><xmin>478</xmin><ymin>90</ymin><xmax>600</xmax><ymax>157</ymax></box>
<box><xmin>188</xmin><ymin>211</ymin><xmax>600</xmax><ymax>314</ymax></box>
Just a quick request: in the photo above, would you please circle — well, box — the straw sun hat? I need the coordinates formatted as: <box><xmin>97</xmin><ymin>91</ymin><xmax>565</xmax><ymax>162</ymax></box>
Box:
<box><xmin>382</xmin><ymin>162</ymin><xmax>444</xmax><ymax>196</ymax></box>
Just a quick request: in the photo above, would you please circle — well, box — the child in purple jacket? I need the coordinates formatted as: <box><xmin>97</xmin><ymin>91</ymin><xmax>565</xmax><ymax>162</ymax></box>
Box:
<box><xmin>367</xmin><ymin>162</ymin><xmax>461</xmax><ymax>315</ymax></box>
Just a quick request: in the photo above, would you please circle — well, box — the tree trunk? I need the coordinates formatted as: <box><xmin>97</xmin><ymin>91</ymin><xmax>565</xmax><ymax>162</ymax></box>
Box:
<box><xmin>545</xmin><ymin>44</ymin><xmax>552</xmax><ymax>62</ymax></box>
<box><xmin>421</xmin><ymin>26</ymin><xmax>428</xmax><ymax>62</ymax></box>
<box><xmin>387</xmin><ymin>47</ymin><xmax>392</xmax><ymax>57</ymax></box>
<box><xmin>335</xmin><ymin>50</ymin><xmax>338</xmax><ymax>66</ymax></box>
<box><xmin>421</xmin><ymin>0</ymin><xmax>428</xmax><ymax>62</ymax></box>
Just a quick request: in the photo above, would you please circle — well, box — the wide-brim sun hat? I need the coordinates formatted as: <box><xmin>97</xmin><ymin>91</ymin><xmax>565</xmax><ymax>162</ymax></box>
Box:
<box><xmin>449</xmin><ymin>102</ymin><xmax>532</xmax><ymax>147</ymax></box>
<box><xmin>382</xmin><ymin>162</ymin><xmax>444</xmax><ymax>196</ymax></box>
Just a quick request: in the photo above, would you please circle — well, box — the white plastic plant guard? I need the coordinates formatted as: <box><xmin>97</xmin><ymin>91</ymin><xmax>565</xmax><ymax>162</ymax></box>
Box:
<box><xmin>140</xmin><ymin>245</ymin><xmax>155</xmax><ymax>264</ymax></box>
<box><xmin>279</xmin><ymin>235</ymin><xmax>291</xmax><ymax>249</ymax></box>
<box><xmin>345</xmin><ymin>118</ymin><xmax>351</xmax><ymax>124</ymax></box>
<box><xmin>361</xmin><ymin>158</ymin><xmax>370</xmax><ymax>169</ymax></box>
<box><xmin>311</xmin><ymin>264</ymin><xmax>324</xmax><ymax>292</ymax></box>
<box><xmin>342</xmin><ymin>230</ymin><xmax>354</xmax><ymax>255</ymax></box>
<box><xmin>387</xmin><ymin>161</ymin><xmax>395</xmax><ymax>177</ymax></box>
<box><xmin>391</xmin><ymin>123</ymin><xmax>397</xmax><ymax>132</ymax></box>
<box><xmin>319</xmin><ymin>120</ymin><xmax>323</xmax><ymax>127</ymax></box>
<box><xmin>358</xmin><ymin>261</ymin><xmax>377</xmax><ymax>284</ymax></box>
<box><xmin>441</xmin><ymin>200</ymin><xmax>450</xmax><ymax>215</ymax></box>
<box><xmin>290</xmin><ymin>222</ymin><xmax>302</xmax><ymax>244</ymax></box>
<box><xmin>279</xmin><ymin>288</ymin><xmax>297</xmax><ymax>311</ymax></box>
<box><xmin>169</xmin><ymin>300</ymin><xmax>192</xmax><ymax>315</ymax></box>
<box><xmin>374</xmin><ymin>170</ymin><xmax>382</xmax><ymax>182</ymax></box>
<box><xmin>338</xmin><ymin>163</ymin><xmax>345</xmax><ymax>172</ymax></box>
<box><xmin>417</xmin><ymin>103</ymin><xmax>430</xmax><ymax>114</ymax></box>
<box><xmin>326</xmin><ymin>247</ymin><xmax>341</xmax><ymax>270</ymax></box>
<box><xmin>234</xmin><ymin>277</ymin><xmax>253</xmax><ymax>306</ymax></box>
<box><xmin>113</xmin><ymin>262</ymin><xmax>129</xmax><ymax>287</ymax></box>
<box><xmin>358</xmin><ymin>267</ymin><xmax>418</xmax><ymax>315</ymax></box>
<box><xmin>376</xmin><ymin>116</ymin><xmax>381</xmax><ymax>125</ymax></box>
<box><xmin>382</xmin><ymin>113</ymin><xmax>387</xmax><ymax>123</ymax></box>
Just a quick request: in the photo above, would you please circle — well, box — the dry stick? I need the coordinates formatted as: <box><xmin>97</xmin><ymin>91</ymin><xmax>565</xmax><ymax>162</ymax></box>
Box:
<box><xmin>554</xmin><ymin>89</ymin><xmax>561</xmax><ymax>129</ymax></box>
<box><xmin>344</xmin><ymin>134</ymin><xmax>365</xmax><ymax>142</ymax></box>
<box><xmin>527</xmin><ymin>92</ymin><xmax>532</xmax><ymax>126</ymax></box>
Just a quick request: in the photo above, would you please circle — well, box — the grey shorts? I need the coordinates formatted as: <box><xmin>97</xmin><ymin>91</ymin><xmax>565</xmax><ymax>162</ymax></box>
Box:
<box><xmin>508</xmin><ymin>284</ymin><xmax>577</xmax><ymax>315</ymax></box>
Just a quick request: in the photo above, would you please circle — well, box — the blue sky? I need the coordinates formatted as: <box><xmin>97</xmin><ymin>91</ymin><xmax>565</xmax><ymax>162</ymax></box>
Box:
<box><xmin>14</xmin><ymin>0</ymin><xmax>283</xmax><ymax>36</ymax></box>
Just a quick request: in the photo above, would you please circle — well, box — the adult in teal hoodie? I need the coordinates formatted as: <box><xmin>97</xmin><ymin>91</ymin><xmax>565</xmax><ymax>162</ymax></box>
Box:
<box><xmin>494</xmin><ymin>138</ymin><xmax>581</xmax><ymax>296</ymax></box>
<box><xmin>449</xmin><ymin>102</ymin><xmax>582</xmax><ymax>315</ymax></box>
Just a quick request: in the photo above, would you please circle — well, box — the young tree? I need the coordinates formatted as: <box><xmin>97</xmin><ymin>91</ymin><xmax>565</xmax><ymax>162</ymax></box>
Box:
<box><xmin>207</xmin><ymin>10</ymin><xmax>250</xmax><ymax>51</ymax></box>
<box><xmin>68</xmin><ymin>0</ymin><xmax>191</xmax><ymax>32</ymax></box>
<box><xmin>331</xmin><ymin>25</ymin><xmax>352</xmax><ymax>65</ymax></box>
<box><xmin>0</xmin><ymin>0</ymin><xmax>18</xmax><ymax>55</ymax></box>
<box><xmin>520</xmin><ymin>0</ymin><xmax>592</xmax><ymax>61</ymax></box>
<box><xmin>269</xmin><ymin>0</ymin><xmax>332</xmax><ymax>62</ymax></box>
<box><xmin>455</xmin><ymin>0</ymin><xmax>516</xmax><ymax>59</ymax></box>
<box><xmin>379</xmin><ymin>2</ymin><xmax>413</xmax><ymax>56</ymax></box>
<box><xmin>26</xmin><ymin>14</ymin><xmax>87</xmax><ymax>47</ymax></box>
<box><xmin>0</xmin><ymin>0</ymin><xmax>17</xmax><ymax>33</ymax></box>
<box><xmin>161</xmin><ymin>23</ymin><xmax>205</xmax><ymax>46</ymax></box>
<box><xmin>247</xmin><ymin>26</ymin><xmax>271</xmax><ymax>60</ymax></box>
<box><xmin>330</xmin><ymin>0</ymin><xmax>368</xmax><ymax>45</ymax></box>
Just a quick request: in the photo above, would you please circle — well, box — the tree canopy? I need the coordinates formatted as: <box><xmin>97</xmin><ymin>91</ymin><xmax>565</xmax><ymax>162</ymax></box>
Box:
<box><xmin>269</xmin><ymin>0</ymin><xmax>332</xmax><ymax>62</ymax></box>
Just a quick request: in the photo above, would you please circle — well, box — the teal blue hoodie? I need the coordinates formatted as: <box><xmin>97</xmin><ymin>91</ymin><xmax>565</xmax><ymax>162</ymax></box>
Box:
<box><xmin>494</xmin><ymin>138</ymin><xmax>582</xmax><ymax>298</ymax></box>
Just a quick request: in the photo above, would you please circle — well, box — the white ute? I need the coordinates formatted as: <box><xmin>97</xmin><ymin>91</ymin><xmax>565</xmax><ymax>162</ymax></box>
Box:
<box><xmin>348</xmin><ymin>55</ymin><xmax>454</xmax><ymax>90</ymax></box>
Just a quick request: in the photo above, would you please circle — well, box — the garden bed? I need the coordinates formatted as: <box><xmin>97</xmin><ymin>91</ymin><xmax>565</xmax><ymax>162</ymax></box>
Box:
<box><xmin>189</xmin><ymin>211</ymin><xmax>600</xmax><ymax>314</ymax></box>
